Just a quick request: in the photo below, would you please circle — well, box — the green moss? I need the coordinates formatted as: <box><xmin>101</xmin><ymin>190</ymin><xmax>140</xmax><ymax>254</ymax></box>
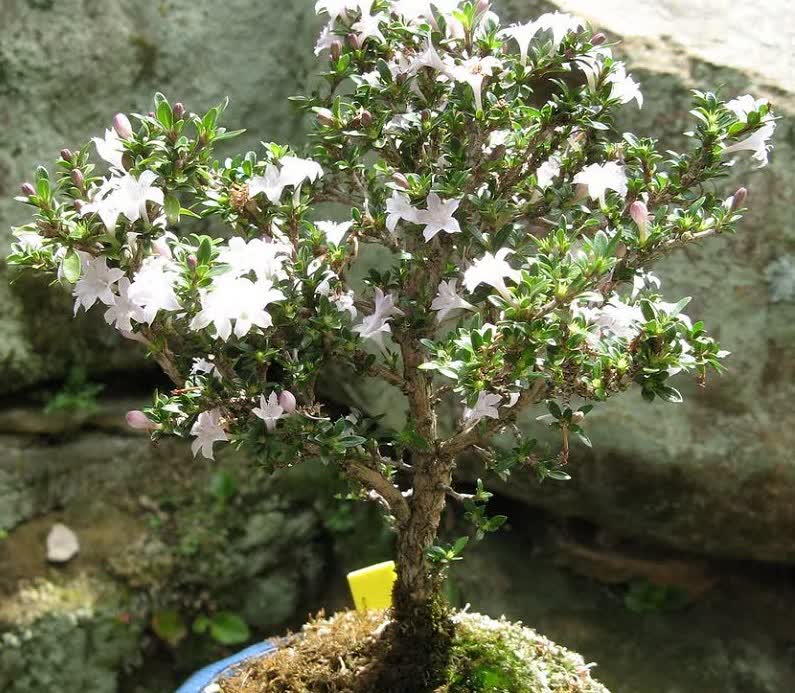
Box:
<box><xmin>447</xmin><ymin>613</ymin><xmax>609</xmax><ymax>693</ymax></box>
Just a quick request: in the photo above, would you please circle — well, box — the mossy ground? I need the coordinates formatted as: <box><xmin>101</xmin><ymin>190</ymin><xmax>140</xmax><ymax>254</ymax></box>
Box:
<box><xmin>220</xmin><ymin>609</ymin><xmax>609</xmax><ymax>693</ymax></box>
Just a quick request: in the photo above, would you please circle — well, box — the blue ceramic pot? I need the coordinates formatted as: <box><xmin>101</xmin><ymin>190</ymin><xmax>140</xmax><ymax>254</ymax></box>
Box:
<box><xmin>175</xmin><ymin>641</ymin><xmax>277</xmax><ymax>692</ymax></box>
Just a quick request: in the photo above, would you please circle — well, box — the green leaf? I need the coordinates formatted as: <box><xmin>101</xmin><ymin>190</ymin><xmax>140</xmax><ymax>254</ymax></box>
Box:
<box><xmin>62</xmin><ymin>250</ymin><xmax>82</xmax><ymax>284</ymax></box>
<box><xmin>164</xmin><ymin>194</ymin><xmax>180</xmax><ymax>224</ymax></box>
<box><xmin>197</xmin><ymin>237</ymin><xmax>213</xmax><ymax>265</ymax></box>
<box><xmin>209</xmin><ymin>612</ymin><xmax>250</xmax><ymax>645</ymax></box>
<box><xmin>152</xmin><ymin>609</ymin><xmax>187</xmax><ymax>646</ymax></box>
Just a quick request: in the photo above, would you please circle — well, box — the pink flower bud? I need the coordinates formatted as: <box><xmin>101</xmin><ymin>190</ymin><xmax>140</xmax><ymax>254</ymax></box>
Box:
<box><xmin>347</xmin><ymin>33</ymin><xmax>362</xmax><ymax>50</ymax></box>
<box><xmin>173</xmin><ymin>102</ymin><xmax>186</xmax><ymax>120</ymax></box>
<box><xmin>126</xmin><ymin>410</ymin><xmax>159</xmax><ymax>431</ymax></box>
<box><xmin>591</xmin><ymin>32</ymin><xmax>607</xmax><ymax>46</ymax></box>
<box><xmin>330</xmin><ymin>41</ymin><xmax>343</xmax><ymax>61</ymax></box>
<box><xmin>112</xmin><ymin>113</ymin><xmax>133</xmax><ymax>139</ymax></box>
<box><xmin>60</xmin><ymin>148</ymin><xmax>73</xmax><ymax>162</ymax></box>
<box><xmin>70</xmin><ymin>169</ymin><xmax>84</xmax><ymax>188</ymax></box>
<box><xmin>316</xmin><ymin>108</ymin><xmax>335</xmax><ymax>127</ymax></box>
<box><xmin>392</xmin><ymin>172</ymin><xmax>410</xmax><ymax>189</ymax></box>
<box><xmin>20</xmin><ymin>182</ymin><xmax>35</xmax><ymax>197</ymax></box>
<box><xmin>475</xmin><ymin>0</ymin><xmax>490</xmax><ymax>15</ymax></box>
<box><xmin>187</xmin><ymin>254</ymin><xmax>198</xmax><ymax>269</ymax></box>
<box><xmin>278</xmin><ymin>390</ymin><xmax>297</xmax><ymax>414</ymax></box>
<box><xmin>629</xmin><ymin>200</ymin><xmax>651</xmax><ymax>242</ymax></box>
<box><xmin>731</xmin><ymin>187</ymin><xmax>748</xmax><ymax>210</ymax></box>
<box><xmin>359</xmin><ymin>110</ymin><xmax>373</xmax><ymax>127</ymax></box>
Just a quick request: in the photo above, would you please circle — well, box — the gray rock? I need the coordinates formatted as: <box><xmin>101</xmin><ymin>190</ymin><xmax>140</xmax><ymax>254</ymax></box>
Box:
<box><xmin>45</xmin><ymin>523</ymin><xmax>79</xmax><ymax>563</ymax></box>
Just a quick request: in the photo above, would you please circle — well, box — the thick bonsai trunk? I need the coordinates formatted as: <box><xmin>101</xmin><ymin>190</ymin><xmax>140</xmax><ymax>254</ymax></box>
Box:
<box><xmin>370</xmin><ymin>458</ymin><xmax>455</xmax><ymax>692</ymax></box>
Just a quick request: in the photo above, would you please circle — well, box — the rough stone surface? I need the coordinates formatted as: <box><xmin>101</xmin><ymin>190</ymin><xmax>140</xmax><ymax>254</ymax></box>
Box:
<box><xmin>46</xmin><ymin>523</ymin><xmax>80</xmax><ymax>563</ymax></box>
<box><xmin>0</xmin><ymin>0</ymin><xmax>321</xmax><ymax>395</ymax></box>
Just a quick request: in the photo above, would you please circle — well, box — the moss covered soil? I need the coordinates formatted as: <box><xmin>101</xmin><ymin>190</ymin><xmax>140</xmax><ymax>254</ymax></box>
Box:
<box><xmin>220</xmin><ymin>609</ymin><xmax>609</xmax><ymax>693</ymax></box>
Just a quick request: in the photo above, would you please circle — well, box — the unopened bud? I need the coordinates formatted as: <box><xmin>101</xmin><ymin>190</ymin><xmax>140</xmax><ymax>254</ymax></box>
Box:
<box><xmin>73</xmin><ymin>199</ymin><xmax>85</xmax><ymax>213</ymax></box>
<box><xmin>591</xmin><ymin>32</ymin><xmax>607</xmax><ymax>46</ymax></box>
<box><xmin>392</xmin><ymin>172</ymin><xmax>410</xmax><ymax>189</ymax></box>
<box><xmin>60</xmin><ymin>148</ymin><xmax>73</xmax><ymax>162</ymax></box>
<box><xmin>731</xmin><ymin>187</ymin><xmax>748</xmax><ymax>210</ymax></box>
<box><xmin>112</xmin><ymin>113</ymin><xmax>134</xmax><ymax>139</ymax></box>
<box><xmin>316</xmin><ymin>108</ymin><xmax>335</xmax><ymax>127</ymax></box>
<box><xmin>571</xmin><ymin>411</ymin><xmax>585</xmax><ymax>424</ymax></box>
<box><xmin>70</xmin><ymin>169</ymin><xmax>84</xmax><ymax>188</ymax></box>
<box><xmin>615</xmin><ymin>242</ymin><xmax>627</xmax><ymax>259</ymax></box>
<box><xmin>173</xmin><ymin>102</ymin><xmax>186</xmax><ymax>120</ymax></box>
<box><xmin>359</xmin><ymin>110</ymin><xmax>373</xmax><ymax>127</ymax></box>
<box><xmin>629</xmin><ymin>200</ymin><xmax>651</xmax><ymax>243</ymax></box>
<box><xmin>187</xmin><ymin>254</ymin><xmax>198</xmax><ymax>269</ymax></box>
<box><xmin>347</xmin><ymin>33</ymin><xmax>362</xmax><ymax>50</ymax></box>
<box><xmin>475</xmin><ymin>0</ymin><xmax>490</xmax><ymax>15</ymax></box>
<box><xmin>330</xmin><ymin>40</ymin><xmax>343</xmax><ymax>61</ymax></box>
<box><xmin>278</xmin><ymin>390</ymin><xmax>297</xmax><ymax>414</ymax></box>
<box><xmin>20</xmin><ymin>182</ymin><xmax>35</xmax><ymax>197</ymax></box>
<box><xmin>125</xmin><ymin>410</ymin><xmax>160</xmax><ymax>431</ymax></box>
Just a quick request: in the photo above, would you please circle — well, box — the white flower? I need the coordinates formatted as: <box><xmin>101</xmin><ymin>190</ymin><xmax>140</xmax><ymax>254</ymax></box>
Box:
<box><xmin>353</xmin><ymin>287</ymin><xmax>404</xmax><ymax>349</ymax></box>
<box><xmin>190</xmin><ymin>409</ymin><xmax>228</xmax><ymax>460</ymax></box>
<box><xmin>73</xmin><ymin>256</ymin><xmax>125</xmax><ymax>314</ymax></box>
<box><xmin>385</xmin><ymin>191</ymin><xmax>419</xmax><ymax>233</ymax></box>
<box><xmin>606</xmin><ymin>62</ymin><xmax>643</xmax><ymax>109</ymax></box>
<box><xmin>352</xmin><ymin>1</ymin><xmax>388</xmax><ymax>44</ymax></box>
<box><xmin>248</xmin><ymin>164</ymin><xmax>285</xmax><ymax>204</ymax></box>
<box><xmin>631</xmin><ymin>269</ymin><xmax>661</xmax><ymax>299</ymax></box>
<box><xmin>726</xmin><ymin>94</ymin><xmax>769</xmax><ymax>121</ymax></box>
<box><xmin>581</xmin><ymin>296</ymin><xmax>643</xmax><ymax>341</ymax></box>
<box><xmin>217</xmin><ymin>237</ymin><xmax>291</xmax><ymax>282</ymax></box>
<box><xmin>391</xmin><ymin>0</ymin><xmax>434</xmax><ymax>24</ymax></box>
<box><xmin>403</xmin><ymin>36</ymin><xmax>446</xmax><ymax>75</ymax></box>
<box><xmin>127</xmin><ymin>256</ymin><xmax>181</xmax><ymax>324</ymax></box>
<box><xmin>191</xmin><ymin>357</ymin><xmax>221</xmax><ymax>380</ymax></box>
<box><xmin>499</xmin><ymin>22</ymin><xmax>540</xmax><ymax>64</ymax></box>
<box><xmin>723</xmin><ymin>122</ymin><xmax>776</xmax><ymax>168</ymax></box>
<box><xmin>333</xmin><ymin>291</ymin><xmax>357</xmax><ymax>318</ymax></box>
<box><xmin>463</xmin><ymin>248</ymin><xmax>521</xmax><ymax>300</ymax></box>
<box><xmin>444</xmin><ymin>55</ymin><xmax>503</xmax><ymax>113</ymax></box>
<box><xmin>536</xmin><ymin>156</ymin><xmax>561</xmax><ymax>189</ymax></box>
<box><xmin>92</xmin><ymin>128</ymin><xmax>125</xmax><ymax>169</ymax></box>
<box><xmin>463</xmin><ymin>391</ymin><xmax>502</xmax><ymax>423</ymax></box>
<box><xmin>573</xmin><ymin>162</ymin><xmax>628</xmax><ymax>204</ymax></box>
<box><xmin>416</xmin><ymin>192</ymin><xmax>461</xmax><ymax>241</ymax></box>
<box><xmin>190</xmin><ymin>276</ymin><xmax>285</xmax><ymax>341</ymax></box>
<box><xmin>314</xmin><ymin>24</ymin><xmax>337</xmax><ymax>56</ymax></box>
<box><xmin>316</xmin><ymin>220</ymin><xmax>353</xmax><ymax>246</ymax></box>
<box><xmin>278</xmin><ymin>156</ymin><xmax>325</xmax><ymax>187</ymax></box>
<box><xmin>252</xmin><ymin>391</ymin><xmax>285</xmax><ymax>432</ymax></box>
<box><xmin>535</xmin><ymin>11</ymin><xmax>582</xmax><ymax>49</ymax></box>
<box><xmin>82</xmin><ymin>171</ymin><xmax>164</xmax><ymax>230</ymax></box>
<box><xmin>103</xmin><ymin>278</ymin><xmax>146</xmax><ymax>332</ymax></box>
<box><xmin>431</xmin><ymin>279</ymin><xmax>476</xmax><ymax>322</ymax></box>
<box><xmin>315</xmin><ymin>0</ymin><xmax>359</xmax><ymax>20</ymax></box>
<box><xmin>13</xmin><ymin>228</ymin><xmax>45</xmax><ymax>251</ymax></box>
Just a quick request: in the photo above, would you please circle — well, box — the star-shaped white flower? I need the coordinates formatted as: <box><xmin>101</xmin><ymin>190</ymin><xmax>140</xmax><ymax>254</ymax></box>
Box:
<box><xmin>431</xmin><ymin>279</ymin><xmax>476</xmax><ymax>322</ymax></box>
<box><xmin>444</xmin><ymin>55</ymin><xmax>503</xmax><ymax>113</ymax></box>
<box><xmin>190</xmin><ymin>409</ymin><xmax>228</xmax><ymax>460</ymax></box>
<box><xmin>391</xmin><ymin>0</ymin><xmax>434</xmax><ymax>24</ymax></box>
<box><xmin>127</xmin><ymin>256</ymin><xmax>181</xmax><ymax>325</ymax></box>
<box><xmin>73</xmin><ymin>256</ymin><xmax>125</xmax><ymax>315</ymax></box>
<box><xmin>606</xmin><ymin>62</ymin><xmax>643</xmax><ymax>109</ymax></box>
<box><xmin>92</xmin><ymin>128</ymin><xmax>125</xmax><ymax>169</ymax></box>
<box><xmin>191</xmin><ymin>357</ymin><xmax>221</xmax><ymax>380</ymax></box>
<box><xmin>385</xmin><ymin>191</ymin><xmax>419</xmax><ymax>233</ymax></box>
<box><xmin>416</xmin><ymin>192</ymin><xmax>461</xmax><ymax>241</ymax></box>
<box><xmin>726</xmin><ymin>94</ymin><xmax>769</xmax><ymax>121</ymax></box>
<box><xmin>315</xmin><ymin>0</ymin><xmax>359</xmax><ymax>21</ymax></box>
<box><xmin>82</xmin><ymin>171</ymin><xmax>164</xmax><ymax>230</ymax></box>
<box><xmin>217</xmin><ymin>237</ymin><xmax>291</xmax><ymax>282</ymax></box>
<box><xmin>463</xmin><ymin>391</ymin><xmax>502</xmax><ymax>423</ymax></box>
<box><xmin>499</xmin><ymin>21</ymin><xmax>540</xmax><ymax>65</ymax></box>
<box><xmin>278</xmin><ymin>156</ymin><xmax>325</xmax><ymax>188</ymax></box>
<box><xmin>463</xmin><ymin>248</ymin><xmax>521</xmax><ymax>300</ymax></box>
<box><xmin>535</xmin><ymin>11</ymin><xmax>583</xmax><ymax>49</ymax></box>
<box><xmin>13</xmin><ymin>228</ymin><xmax>45</xmax><ymax>251</ymax></box>
<box><xmin>252</xmin><ymin>391</ymin><xmax>285</xmax><ymax>432</ymax></box>
<box><xmin>579</xmin><ymin>295</ymin><xmax>644</xmax><ymax>342</ymax></box>
<box><xmin>248</xmin><ymin>163</ymin><xmax>285</xmax><ymax>204</ymax></box>
<box><xmin>352</xmin><ymin>1</ymin><xmax>388</xmax><ymax>44</ymax></box>
<box><xmin>723</xmin><ymin>122</ymin><xmax>776</xmax><ymax>168</ymax></box>
<box><xmin>573</xmin><ymin>162</ymin><xmax>628</xmax><ymax>205</ymax></box>
<box><xmin>190</xmin><ymin>276</ymin><xmax>285</xmax><ymax>341</ymax></box>
<box><xmin>536</xmin><ymin>155</ymin><xmax>561</xmax><ymax>190</ymax></box>
<box><xmin>316</xmin><ymin>220</ymin><xmax>353</xmax><ymax>246</ymax></box>
<box><xmin>403</xmin><ymin>36</ymin><xmax>446</xmax><ymax>75</ymax></box>
<box><xmin>314</xmin><ymin>24</ymin><xmax>336</xmax><ymax>56</ymax></box>
<box><xmin>103</xmin><ymin>278</ymin><xmax>146</xmax><ymax>332</ymax></box>
<box><xmin>333</xmin><ymin>291</ymin><xmax>357</xmax><ymax>318</ymax></box>
<box><xmin>353</xmin><ymin>287</ymin><xmax>404</xmax><ymax>349</ymax></box>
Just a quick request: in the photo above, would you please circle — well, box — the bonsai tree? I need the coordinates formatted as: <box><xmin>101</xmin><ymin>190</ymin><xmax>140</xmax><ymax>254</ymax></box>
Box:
<box><xmin>7</xmin><ymin>0</ymin><xmax>776</xmax><ymax>689</ymax></box>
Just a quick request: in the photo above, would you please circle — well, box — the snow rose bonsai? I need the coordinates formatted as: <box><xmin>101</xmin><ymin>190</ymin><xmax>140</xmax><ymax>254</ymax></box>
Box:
<box><xmin>8</xmin><ymin>0</ymin><xmax>776</xmax><ymax>689</ymax></box>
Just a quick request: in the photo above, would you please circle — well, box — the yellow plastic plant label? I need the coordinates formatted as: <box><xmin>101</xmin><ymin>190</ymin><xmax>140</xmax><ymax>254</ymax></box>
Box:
<box><xmin>346</xmin><ymin>560</ymin><xmax>397</xmax><ymax>611</ymax></box>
